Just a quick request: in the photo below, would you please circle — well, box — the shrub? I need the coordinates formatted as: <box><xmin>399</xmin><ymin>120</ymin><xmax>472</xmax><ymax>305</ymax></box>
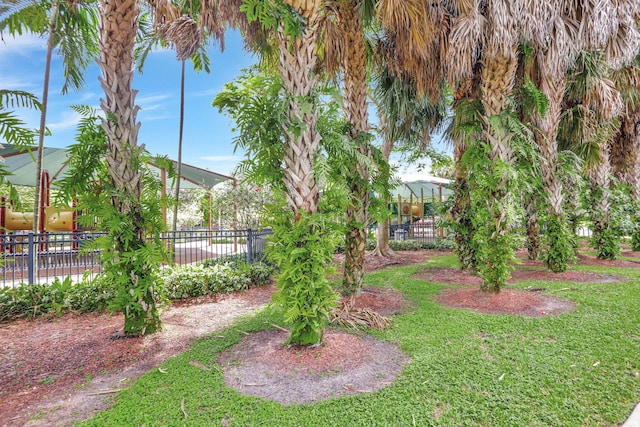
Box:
<box><xmin>388</xmin><ymin>238</ymin><xmax>456</xmax><ymax>252</ymax></box>
<box><xmin>0</xmin><ymin>262</ymin><xmax>276</xmax><ymax>322</ymax></box>
<box><xmin>162</xmin><ymin>263</ymin><xmax>251</xmax><ymax>299</ymax></box>
<box><xmin>0</xmin><ymin>274</ymin><xmax>115</xmax><ymax>322</ymax></box>
<box><xmin>201</xmin><ymin>253</ymin><xmax>248</xmax><ymax>267</ymax></box>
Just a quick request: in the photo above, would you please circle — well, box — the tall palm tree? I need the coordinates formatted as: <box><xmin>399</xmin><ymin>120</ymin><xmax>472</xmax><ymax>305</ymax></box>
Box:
<box><xmin>611</xmin><ymin>54</ymin><xmax>640</xmax><ymax>249</ymax></box>
<box><xmin>323</xmin><ymin>0</ymin><xmax>372</xmax><ymax>296</ymax></box>
<box><xmin>526</xmin><ymin>1</ymin><xmax>639</xmax><ymax>271</ymax></box>
<box><xmin>560</xmin><ymin>51</ymin><xmax>625</xmax><ymax>260</ymax></box>
<box><xmin>370</xmin><ymin>66</ymin><xmax>447</xmax><ymax>259</ymax></box>
<box><xmin>447</xmin><ymin>79</ymin><xmax>482</xmax><ymax>271</ymax></box>
<box><xmin>160</xmin><ymin>15</ymin><xmax>202</xmax><ymax>233</ymax></box>
<box><xmin>1</xmin><ymin>0</ymin><xmax>99</xmax><ymax>233</ymax></box>
<box><xmin>97</xmin><ymin>0</ymin><xmax>163</xmax><ymax>335</ymax></box>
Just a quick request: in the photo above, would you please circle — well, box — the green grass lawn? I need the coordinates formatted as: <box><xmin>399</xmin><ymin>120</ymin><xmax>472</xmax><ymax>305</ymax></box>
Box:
<box><xmin>80</xmin><ymin>254</ymin><xmax>640</xmax><ymax>426</ymax></box>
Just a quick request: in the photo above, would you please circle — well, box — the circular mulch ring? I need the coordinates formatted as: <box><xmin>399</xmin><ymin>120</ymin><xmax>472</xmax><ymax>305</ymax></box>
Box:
<box><xmin>338</xmin><ymin>286</ymin><xmax>407</xmax><ymax>316</ymax></box>
<box><xmin>436</xmin><ymin>288</ymin><xmax>575</xmax><ymax>317</ymax></box>
<box><xmin>217</xmin><ymin>329</ymin><xmax>409</xmax><ymax>405</ymax></box>
<box><xmin>575</xmin><ymin>254</ymin><xmax>640</xmax><ymax>268</ymax></box>
<box><xmin>413</xmin><ymin>267</ymin><xmax>623</xmax><ymax>286</ymax></box>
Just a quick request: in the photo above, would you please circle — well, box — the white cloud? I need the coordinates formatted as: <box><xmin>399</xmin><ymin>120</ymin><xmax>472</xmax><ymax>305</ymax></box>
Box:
<box><xmin>0</xmin><ymin>33</ymin><xmax>47</xmax><ymax>55</ymax></box>
<box><xmin>136</xmin><ymin>94</ymin><xmax>172</xmax><ymax>115</ymax></box>
<box><xmin>47</xmin><ymin>110</ymin><xmax>81</xmax><ymax>131</ymax></box>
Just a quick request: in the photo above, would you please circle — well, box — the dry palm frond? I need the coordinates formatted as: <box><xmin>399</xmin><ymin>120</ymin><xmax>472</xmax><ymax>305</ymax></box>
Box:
<box><xmin>330</xmin><ymin>299</ymin><xmax>391</xmax><ymax>331</ymax></box>
<box><xmin>446</xmin><ymin>8</ymin><xmax>485</xmax><ymax>82</ymax></box>
<box><xmin>147</xmin><ymin>0</ymin><xmax>181</xmax><ymax>30</ymax></box>
<box><xmin>585</xmin><ymin>77</ymin><xmax>623</xmax><ymax>121</ymax></box>
<box><xmin>484</xmin><ymin>0</ymin><xmax>521</xmax><ymax>55</ymax></box>
<box><xmin>605</xmin><ymin>22</ymin><xmax>640</xmax><ymax>70</ymax></box>
<box><xmin>164</xmin><ymin>14</ymin><xmax>201</xmax><ymax>61</ymax></box>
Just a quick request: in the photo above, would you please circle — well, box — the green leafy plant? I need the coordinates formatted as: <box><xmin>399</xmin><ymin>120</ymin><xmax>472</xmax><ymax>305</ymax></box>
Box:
<box><xmin>54</xmin><ymin>107</ymin><xmax>169</xmax><ymax>336</ymax></box>
<box><xmin>267</xmin><ymin>210</ymin><xmax>339</xmax><ymax>346</ymax></box>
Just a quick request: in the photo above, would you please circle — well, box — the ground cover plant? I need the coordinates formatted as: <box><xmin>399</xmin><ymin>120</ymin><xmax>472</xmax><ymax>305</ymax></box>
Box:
<box><xmin>78</xmin><ymin>254</ymin><xmax>640</xmax><ymax>427</ymax></box>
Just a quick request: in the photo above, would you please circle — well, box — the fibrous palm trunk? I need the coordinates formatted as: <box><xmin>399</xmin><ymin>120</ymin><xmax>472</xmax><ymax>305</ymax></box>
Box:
<box><xmin>588</xmin><ymin>140</ymin><xmax>618</xmax><ymax>259</ymax></box>
<box><xmin>524</xmin><ymin>194</ymin><xmax>541</xmax><ymax>260</ymax></box>
<box><xmin>451</xmin><ymin>134</ymin><xmax>475</xmax><ymax>271</ymax></box>
<box><xmin>373</xmin><ymin>126</ymin><xmax>395</xmax><ymax>258</ymax></box>
<box><xmin>478</xmin><ymin>48</ymin><xmax>518</xmax><ymax>292</ymax></box>
<box><xmin>274</xmin><ymin>0</ymin><xmax>336</xmax><ymax>346</ymax></box>
<box><xmin>532</xmin><ymin>70</ymin><xmax>573</xmax><ymax>272</ymax></box>
<box><xmin>98</xmin><ymin>0</ymin><xmax>162</xmax><ymax>335</ymax></box>
<box><xmin>277</xmin><ymin>6</ymin><xmax>320</xmax><ymax>217</ymax></box>
<box><xmin>613</xmin><ymin>110</ymin><xmax>640</xmax><ymax>249</ymax></box>
<box><xmin>339</xmin><ymin>1</ymin><xmax>370</xmax><ymax>297</ymax></box>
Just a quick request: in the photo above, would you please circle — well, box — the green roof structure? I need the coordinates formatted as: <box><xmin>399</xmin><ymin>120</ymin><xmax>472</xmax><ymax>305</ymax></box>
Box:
<box><xmin>0</xmin><ymin>144</ymin><xmax>232</xmax><ymax>190</ymax></box>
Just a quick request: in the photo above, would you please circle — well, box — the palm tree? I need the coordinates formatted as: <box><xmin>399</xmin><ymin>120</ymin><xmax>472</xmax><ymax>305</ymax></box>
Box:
<box><xmin>526</xmin><ymin>1</ymin><xmax>639</xmax><ymax>270</ymax></box>
<box><xmin>558</xmin><ymin>50</ymin><xmax>631</xmax><ymax>260</ymax></box>
<box><xmin>447</xmin><ymin>80</ymin><xmax>482</xmax><ymax>271</ymax></box>
<box><xmin>370</xmin><ymin>66</ymin><xmax>447</xmax><ymax>259</ymax></box>
<box><xmin>1</xmin><ymin>0</ymin><xmax>99</xmax><ymax>233</ymax></box>
<box><xmin>611</xmin><ymin>54</ymin><xmax>640</xmax><ymax>249</ymax></box>
<box><xmin>323</xmin><ymin>0</ymin><xmax>372</xmax><ymax>296</ymax></box>
<box><xmin>97</xmin><ymin>0</ymin><xmax>163</xmax><ymax>335</ymax></box>
<box><xmin>160</xmin><ymin>15</ymin><xmax>202</xmax><ymax>233</ymax></box>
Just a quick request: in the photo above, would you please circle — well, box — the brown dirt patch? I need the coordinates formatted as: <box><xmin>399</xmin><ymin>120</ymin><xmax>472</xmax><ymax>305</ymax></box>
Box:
<box><xmin>436</xmin><ymin>288</ymin><xmax>575</xmax><ymax>317</ymax></box>
<box><xmin>217</xmin><ymin>329</ymin><xmax>409</xmax><ymax>405</ymax></box>
<box><xmin>0</xmin><ymin>285</ymin><xmax>275</xmax><ymax>427</ymax></box>
<box><xmin>413</xmin><ymin>266</ymin><xmax>622</xmax><ymax>286</ymax></box>
<box><xmin>338</xmin><ymin>286</ymin><xmax>407</xmax><ymax>316</ymax></box>
<box><xmin>515</xmin><ymin>249</ymin><xmax>640</xmax><ymax>268</ymax></box>
<box><xmin>575</xmin><ymin>254</ymin><xmax>640</xmax><ymax>268</ymax></box>
<box><xmin>333</xmin><ymin>250</ymin><xmax>433</xmax><ymax>276</ymax></box>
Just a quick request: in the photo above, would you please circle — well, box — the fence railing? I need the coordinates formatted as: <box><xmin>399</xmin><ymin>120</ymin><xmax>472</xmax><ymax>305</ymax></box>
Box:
<box><xmin>0</xmin><ymin>228</ymin><xmax>272</xmax><ymax>288</ymax></box>
<box><xmin>389</xmin><ymin>217</ymin><xmax>445</xmax><ymax>243</ymax></box>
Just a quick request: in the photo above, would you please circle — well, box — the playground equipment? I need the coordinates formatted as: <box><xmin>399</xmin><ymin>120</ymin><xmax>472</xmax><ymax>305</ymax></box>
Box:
<box><xmin>0</xmin><ymin>170</ymin><xmax>78</xmax><ymax>252</ymax></box>
<box><xmin>389</xmin><ymin>181</ymin><xmax>450</xmax><ymax>240</ymax></box>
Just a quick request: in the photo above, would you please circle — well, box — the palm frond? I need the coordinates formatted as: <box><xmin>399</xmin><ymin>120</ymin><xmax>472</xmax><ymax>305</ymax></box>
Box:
<box><xmin>0</xmin><ymin>89</ymin><xmax>42</xmax><ymax>110</ymax></box>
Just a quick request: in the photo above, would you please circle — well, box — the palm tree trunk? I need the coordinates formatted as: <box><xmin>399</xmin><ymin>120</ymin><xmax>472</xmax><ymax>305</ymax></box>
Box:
<box><xmin>274</xmin><ymin>1</ymin><xmax>335</xmax><ymax>346</ymax></box>
<box><xmin>373</xmin><ymin>130</ymin><xmax>395</xmax><ymax>258</ymax></box>
<box><xmin>98</xmin><ymin>0</ymin><xmax>162</xmax><ymax>336</ymax></box>
<box><xmin>340</xmin><ymin>1</ymin><xmax>370</xmax><ymax>297</ymax></box>
<box><xmin>451</xmin><ymin>137</ymin><xmax>475</xmax><ymax>270</ymax></box>
<box><xmin>478</xmin><ymin>48</ymin><xmax>518</xmax><ymax>292</ymax></box>
<box><xmin>620</xmin><ymin>111</ymin><xmax>640</xmax><ymax>250</ymax></box>
<box><xmin>276</xmin><ymin>25</ymin><xmax>320</xmax><ymax>217</ymax></box>
<box><xmin>524</xmin><ymin>194</ymin><xmax>540</xmax><ymax>260</ymax></box>
<box><xmin>32</xmin><ymin>0</ymin><xmax>58</xmax><ymax>235</ymax></box>
<box><xmin>588</xmin><ymin>140</ymin><xmax>619</xmax><ymax>259</ymax></box>
<box><xmin>172</xmin><ymin>59</ymin><xmax>186</xmax><ymax>233</ymax></box>
<box><xmin>532</xmin><ymin>70</ymin><xmax>573</xmax><ymax>272</ymax></box>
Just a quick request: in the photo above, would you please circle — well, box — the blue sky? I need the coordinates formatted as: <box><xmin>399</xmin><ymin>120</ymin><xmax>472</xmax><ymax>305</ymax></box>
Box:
<box><xmin>1</xmin><ymin>28</ymin><xmax>445</xmax><ymax>181</ymax></box>
<box><xmin>1</xmin><ymin>29</ymin><xmax>256</xmax><ymax>177</ymax></box>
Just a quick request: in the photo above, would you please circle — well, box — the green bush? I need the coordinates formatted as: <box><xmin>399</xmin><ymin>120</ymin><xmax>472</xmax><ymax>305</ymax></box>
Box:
<box><xmin>0</xmin><ymin>262</ymin><xmax>276</xmax><ymax>323</ymax></box>
<box><xmin>388</xmin><ymin>238</ymin><xmax>456</xmax><ymax>252</ymax></box>
<box><xmin>162</xmin><ymin>263</ymin><xmax>251</xmax><ymax>299</ymax></box>
<box><xmin>0</xmin><ymin>274</ymin><xmax>115</xmax><ymax>322</ymax></box>
<box><xmin>201</xmin><ymin>253</ymin><xmax>248</xmax><ymax>267</ymax></box>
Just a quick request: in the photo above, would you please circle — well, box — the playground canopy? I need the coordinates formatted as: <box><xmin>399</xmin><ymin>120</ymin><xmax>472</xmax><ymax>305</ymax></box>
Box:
<box><xmin>0</xmin><ymin>144</ymin><xmax>232</xmax><ymax>190</ymax></box>
<box><xmin>391</xmin><ymin>177</ymin><xmax>453</xmax><ymax>201</ymax></box>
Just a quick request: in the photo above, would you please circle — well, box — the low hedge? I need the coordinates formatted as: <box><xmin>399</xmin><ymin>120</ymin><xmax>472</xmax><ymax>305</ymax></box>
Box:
<box><xmin>0</xmin><ymin>261</ymin><xmax>275</xmax><ymax>323</ymax></box>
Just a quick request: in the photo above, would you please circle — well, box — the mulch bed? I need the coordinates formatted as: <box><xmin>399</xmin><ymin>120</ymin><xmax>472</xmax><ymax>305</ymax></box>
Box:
<box><xmin>2</xmin><ymin>248</ymin><xmax>637</xmax><ymax>425</ymax></box>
